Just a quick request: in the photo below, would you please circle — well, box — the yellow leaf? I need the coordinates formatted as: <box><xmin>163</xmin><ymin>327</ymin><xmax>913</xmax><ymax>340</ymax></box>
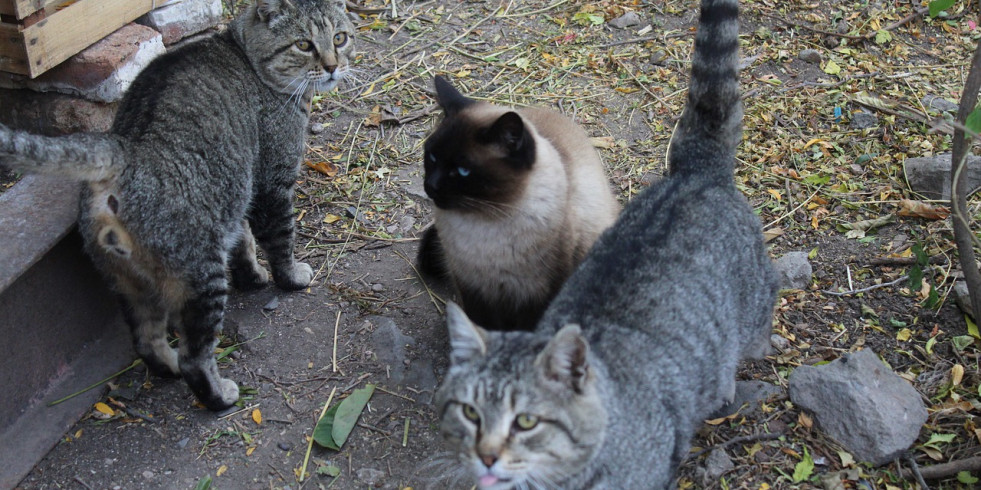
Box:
<box><xmin>798</xmin><ymin>411</ymin><xmax>813</xmax><ymax>429</ymax></box>
<box><xmin>74</xmin><ymin>429</ymin><xmax>83</xmax><ymax>439</ymax></box>
<box><xmin>823</xmin><ymin>60</ymin><xmax>841</xmax><ymax>75</ymax></box>
<box><xmin>802</xmin><ymin>138</ymin><xmax>826</xmax><ymax>150</ymax></box>
<box><xmin>896</xmin><ymin>328</ymin><xmax>912</xmax><ymax>342</ymax></box>
<box><xmin>454</xmin><ymin>69</ymin><xmax>471</xmax><ymax>78</ymax></box>
<box><xmin>762</xmin><ymin>227</ymin><xmax>784</xmax><ymax>243</ymax></box>
<box><xmin>759</xmin><ymin>484</ymin><xmax>770</xmax><ymax>490</ymax></box>
<box><xmin>806</xmin><ymin>202</ymin><xmax>819</xmax><ymax>210</ymax></box>
<box><xmin>362</xmin><ymin>81</ymin><xmax>376</xmax><ymax>97</ymax></box>
<box><xmin>252</xmin><ymin>408</ymin><xmax>262</xmax><ymax>425</ymax></box>
<box><xmin>94</xmin><ymin>402</ymin><xmax>115</xmax><ymax>417</ymax></box>
<box><xmin>811</xmin><ymin>215</ymin><xmax>819</xmax><ymax>230</ymax></box>
<box><xmin>246</xmin><ymin>446</ymin><xmax>256</xmax><ymax>456</ymax></box>
<box><xmin>951</xmin><ymin>364</ymin><xmax>964</xmax><ymax>386</ymax></box>
<box><xmin>767</xmin><ymin>189</ymin><xmax>782</xmax><ymax>201</ymax></box>
<box><xmin>590</xmin><ymin>136</ymin><xmax>615</xmax><ymax>149</ymax></box>
<box><xmin>217</xmin><ymin>464</ymin><xmax>227</xmax><ymax>477</ymax></box>
<box><xmin>323</xmin><ymin>214</ymin><xmax>343</xmax><ymax>224</ymax></box>
<box><xmin>704</xmin><ymin>412</ymin><xmax>738</xmax><ymax>425</ymax></box>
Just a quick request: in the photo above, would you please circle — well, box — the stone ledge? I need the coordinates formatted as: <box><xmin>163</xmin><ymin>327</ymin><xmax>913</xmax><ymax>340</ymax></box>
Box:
<box><xmin>138</xmin><ymin>0</ymin><xmax>223</xmax><ymax>45</ymax></box>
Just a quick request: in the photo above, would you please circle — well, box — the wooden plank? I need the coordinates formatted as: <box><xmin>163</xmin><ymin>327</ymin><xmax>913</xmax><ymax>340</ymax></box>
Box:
<box><xmin>2</xmin><ymin>0</ymin><xmax>63</xmax><ymax>21</ymax></box>
<box><xmin>0</xmin><ymin>22</ymin><xmax>28</xmax><ymax>75</ymax></box>
<box><xmin>18</xmin><ymin>0</ymin><xmax>155</xmax><ymax>77</ymax></box>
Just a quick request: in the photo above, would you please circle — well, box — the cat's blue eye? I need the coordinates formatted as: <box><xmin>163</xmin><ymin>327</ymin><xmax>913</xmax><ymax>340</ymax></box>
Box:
<box><xmin>457</xmin><ymin>167</ymin><xmax>471</xmax><ymax>177</ymax></box>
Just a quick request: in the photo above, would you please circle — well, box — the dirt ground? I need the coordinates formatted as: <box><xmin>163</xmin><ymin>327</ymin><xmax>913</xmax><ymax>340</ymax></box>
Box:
<box><xmin>15</xmin><ymin>0</ymin><xmax>981</xmax><ymax>488</ymax></box>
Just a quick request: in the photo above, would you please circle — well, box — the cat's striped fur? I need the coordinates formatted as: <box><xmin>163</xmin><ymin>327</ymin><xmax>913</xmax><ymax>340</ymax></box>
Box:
<box><xmin>0</xmin><ymin>0</ymin><xmax>355</xmax><ymax>410</ymax></box>
<box><xmin>434</xmin><ymin>0</ymin><xmax>778</xmax><ymax>487</ymax></box>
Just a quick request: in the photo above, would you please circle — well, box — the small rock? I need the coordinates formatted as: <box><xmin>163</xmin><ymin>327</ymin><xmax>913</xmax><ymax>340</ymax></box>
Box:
<box><xmin>921</xmin><ymin>94</ymin><xmax>958</xmax><ymax>114</ymax></box>
<box><xmin>278</xmin><ymin>442</ymin><xmax>292</xmax><ymax>451</ymax></box>
<box><xmin>704</xmin><ymin>449</ymin><xmax>734</xmax><ymax>481</ymax></box>
<box><xmin>789</xmin><ymin>349</ymin><xmax>928</xmax><ymax>465</ymax></box>
<box><xmin>356</xmin><ymin>467</ymin><xmax>386</xmax><ymax>487</ymax></box>
<box><xmin>399</xmin><ymin>215</ymin><xmax>417</xmax><ymax>234</ymax></box>
<box><xmin>368</xmin><ymin>317</ymin><xmax>415</xmax><ymax>384</ymax></box>
<box><xmin>263</xmin><ymin>296</ymin><xmax>280</xmax><ymax>311</ymax></box>
<box><xmin>953</xmin><ymin>281</ymin><xmax>974</xmax><ymax>318</ymax></box>
<box><xmin>904</xmin><ymin>153</ymin><xmax>981</xmax><ymax>200</ymax></box>
<box><xmin>142</xmin><ymin>471</ymin><xmax>155</xmax><ymax>479</ymax></box>
<box><xmin>371</xmin><ymin>283</ymin><xmax>384</xmax><ymax>292</ymax></box>
<box><xmin>649</xmin><ymin>50</ymin><xmax>667</xmax><ymax>66</ymax></box>
<box><xmin>310</xmin><ymin>122</ymin><xmax>325</xmax><ymax>134</ymax></box>
<box><xmin>798</xmin><ymin>49</ymin><xmax>823</xmax><ymax>64</ymax></box>
<box><xmin>609</xmin><ymin>11</ymin><xmax>642</xmax><ymax>29</ymax></box>
<box><xmin>773</xmin><ymin>252</ymin><xmax>812</xmax><ymax>290</ymax></box>
<box><xmin>849</xmin><ymin>111</ymin><xmax>878</xmax><ymax>130</ymax></box>
<box><xmin>177</xmin><ymin>438</ymin><xmax>189</xmax><ymax>449</ymax></box>
<box><xmin>770</xmin><ymin>334</ymin><xmax>791</xmax><ymax>352</ymax></box>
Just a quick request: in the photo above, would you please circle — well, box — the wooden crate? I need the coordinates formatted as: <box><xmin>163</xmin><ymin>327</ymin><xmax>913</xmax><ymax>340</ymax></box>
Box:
<box><xmin>0</xmin><ymin>0</ymin><xmax>156</xmax><ymax>78</ymax></box>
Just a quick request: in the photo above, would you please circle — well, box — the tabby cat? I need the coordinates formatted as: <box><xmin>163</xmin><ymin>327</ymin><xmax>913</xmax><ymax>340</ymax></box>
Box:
<box><xmin>434</xmin><ymin>0</ymin><xmax>779</xmax><ymax>487</ymax></box>
<box><xmin>0</xmin><ymin>0</ymin><xmax>355</xmax><ymax>410</ymax></box>
<box><xmin>418</xmin><ymin>76</ymin><xmax>620</xmax><ymax>330</ymax></box>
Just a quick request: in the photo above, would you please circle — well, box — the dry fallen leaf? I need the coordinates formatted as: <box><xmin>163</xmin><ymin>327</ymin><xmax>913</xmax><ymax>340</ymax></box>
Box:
<box><xmin>897</xmin><ymin>199</ymin><xmax>949</xmax><ymax>220</ymax></box>
<box><xmin>763</xmin><ymin>227</ymin><xmax>785</xmax><ymax>243</ymax></box>
<box><xmin>305</xmin><ymin>160</ymin><xmax>338</xmax><ymax>178</ymax></box>
<box><xmin>252</xmin><ymin>408</ymin><xmax>262</xmax><ymax>425</ymax></box>
<box><xmin>798</xmin><ymin>411</ymin><xmax>814</xmax><ymax>429</ymax></box>
<box><xmin>951</xmin><ymin>364</ymin><xmax>964</xmax><ymax>386</ymax></box>
<box><xmin>217</xmin><ymin>464</ymin><xmax>227</xmax><ymax>477</ymax></box>
<box><xmin>94</xmin><ymin>402</ymin><xmax>115</xmax><ymax>417</ymax></box>
<box><xmin>590</xmin><ymin>136</ymin><xmax>615</xmax><ymax>149</ymax></box>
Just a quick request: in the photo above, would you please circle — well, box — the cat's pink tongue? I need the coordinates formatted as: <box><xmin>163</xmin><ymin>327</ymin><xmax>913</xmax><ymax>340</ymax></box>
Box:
<box><xmin>478</xmin><ymin>474</ymin><xmax>499</xmax><ymax>487</ymax></box>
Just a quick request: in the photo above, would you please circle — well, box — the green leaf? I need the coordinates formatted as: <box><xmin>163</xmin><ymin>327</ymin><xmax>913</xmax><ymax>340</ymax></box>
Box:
<box><xmin>194</xmin><ymin>476</ymin><xmax>212</xmax><ymax>490</ymax></box>
<box><xmin>313</xmin><ymin>384</ymin><xmax>375</xmax><ymax>450</ymax></box>
<box><xmin>823</xmin><ymin>60</ymin><xmax>841</xmax><ymax>75</ymax></box>
<box><xmin>317</xmin><ymin>464</ymin><xmax>342</xmax><ymax>477</ymax></box>
<box><xmin>966</xmin><ymin>107</ymin><xmax>981</xmax><ymax>138</ymax></box>
<box><xmin>967</xmin><ymin>315</ymin><xmax>980</xmax><ymax>339</ymax></box>
<box><xmin>926</xmin><ymin>336</ymin><xmax>937</xmax><ymax>354</ymax></box>
<box><xmin>802</xmin><ymin>174</ymin><xmax>831</xmax><ymax>185</ymax></box>
<box><xmin>874</xmin><ymin>29</ymin><xmax>892</xmax><ymax>44</ymax></box>
<box><xmin>922</xmin><ymin>432</ymin><xmax>957</xmax><ymax>450</ymax></box>
<box><xmin>793</xmin><ymin>446</ymin><xmax>815</xmax><ymax>483</ymax></box>
<box><xmin>808</xmin><ymin>247</ymin><xmax>819</xmax><ymax>260</ymax></box>
<box><xmin>909</xmin><ymin>264</ymin><xmax>923</xmax><ymax>290</ymax></box>
<box><xmin>922</xmin><ymin>285</ymin><xmax>940</xmax><ymax>310</ymax></box>
<box><xmin>912</xmin><ymin>243</ymin><xmax>929</xmax><ymax>266</ymax></box>
<box><xmin>957</xmin><ymin>471</ymin><xmax>979</xmax><ymax>484</ymax></box>
<box><xmin>929</xmin><ymin>0</ymin><xmax>957</xmax><ymax>18</ymax></box>
<box><xmin>952</xmin><ymin>335</ymin><xmax>976</xmax><ymax>351</ymax></box>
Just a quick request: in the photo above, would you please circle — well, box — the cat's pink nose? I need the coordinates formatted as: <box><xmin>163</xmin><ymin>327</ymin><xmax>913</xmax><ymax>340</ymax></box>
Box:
<box><xmin>479</xmin><ymin>453</ymin><xmax>497</xmax><ymax>468</ymax></box>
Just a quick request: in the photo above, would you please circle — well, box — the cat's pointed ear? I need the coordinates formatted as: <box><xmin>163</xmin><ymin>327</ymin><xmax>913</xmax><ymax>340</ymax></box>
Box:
<box><xmin>485</xmin><ymin>112</ymin><xmax>531</xmax><ymax>161</ymax></box>
<box><xmin>256</xmin><ymin>0</ymin><xmax>293</xmax><ymax>24</ymax></box>
<box><xmin>434</xmin><ymin>76</ymin><xmax>473</xmax><ymax>117</ymax></box>
<box><xmin>446</xmin><ymin>302</ymin><xmax>488</xmax><ymax>365</ymax></box>
<box><xmin>536</xmin><ymin>324</ymin><xmax>591</xmax><ymax>394</ymax></box>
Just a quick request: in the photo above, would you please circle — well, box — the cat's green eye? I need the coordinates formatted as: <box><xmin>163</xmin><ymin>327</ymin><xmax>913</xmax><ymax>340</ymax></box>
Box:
<box><xmin>461</xmin><ymin>404</ymin><xmax>480</xmax><ymax>423</ymax></box>
<box><xmin>514</xmin><ymin>413</ymin><xmax>539</xmax><ymax>430</ymax></box>
<box><xmin>333</xmin><ymin>32</ymin><xmax>348</xmax><ymax>46</ymax></box>
<box><xmin>295</xmin><ymin>40</ymin><xmax>313</xmax><ymax>51</ymax></box>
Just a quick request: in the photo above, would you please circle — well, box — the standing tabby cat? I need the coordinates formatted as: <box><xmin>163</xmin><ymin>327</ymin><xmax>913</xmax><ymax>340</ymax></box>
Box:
<box><xmin>0</xmin><ymin>0</ymin><xmax>355</xmax><ymax>410</ymax></box>
<box><xmin>434</xmin><ymin>0</ymin><xmax>778</xmax><ymax>487</ymax></box>
<box><xmin>418</xmin><ymin>76</ymin><xmax>620</xmax><ymax>330</ymax></box>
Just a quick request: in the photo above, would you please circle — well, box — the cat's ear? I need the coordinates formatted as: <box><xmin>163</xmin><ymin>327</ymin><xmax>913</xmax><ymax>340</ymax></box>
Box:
<box><xmin>536</xmin><ymin>324</ymin><xmax>591</xmax><ymax>394</ymax></box>
<box><xmin>445</xmin><ymin>302</ymin><xmax>488</xmax><ymax>365</ymax></box>
<box><xmin>256</xmin><ymin>0</ymin><xmax>293</xmax><ymax>24</ymax></box>
<box><xmin>485</xmin><ymin>112</ymin><xmax>530</xmax><ymax>159</ymax></box>
<box><xmin>434</xmin><ymin>76</ymin><xmax>473</xmax><ymax>117</ymax></box>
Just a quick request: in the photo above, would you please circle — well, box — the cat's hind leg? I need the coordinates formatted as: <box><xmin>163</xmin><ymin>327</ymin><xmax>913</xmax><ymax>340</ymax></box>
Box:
<box><xmin>229</xmin><ymin>220</ymin><xmax>270</xmax><ymax>290</ymax></box>
<box><xmin>177</xmin><ymin>259</ymin><xmax>239</xmax><ymax>410</ymax></box>
<box><xmin>120</xmin><ymin>295</ymin><xmax>180</xmax><ymax>378</ymax></box>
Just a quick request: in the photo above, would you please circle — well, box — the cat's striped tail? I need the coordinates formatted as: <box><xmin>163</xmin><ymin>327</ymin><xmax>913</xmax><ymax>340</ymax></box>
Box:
<box><xmin>668</xmin><ymin>0</ymin><xmax>742</xmax><ymax>179</ymax></box>
<box><xmin>0</xmin><ymin>124</ymin><xmax>124</xmax><ymax>181</ymax></box>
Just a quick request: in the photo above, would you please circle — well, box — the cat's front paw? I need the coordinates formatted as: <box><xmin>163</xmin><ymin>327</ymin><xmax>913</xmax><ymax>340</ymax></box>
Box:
<box><xmin>274</xmin><ymin>261</ymin><xmax>314</xmax><ymax>290</ymax></box>
<box><xmin>231</xmin><ymin>264</ymin><xmax>270</xmax><ymax>291</ymax></box>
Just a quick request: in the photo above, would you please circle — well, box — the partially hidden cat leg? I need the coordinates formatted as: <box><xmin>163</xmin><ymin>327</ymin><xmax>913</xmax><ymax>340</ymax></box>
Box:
<box><xmin>250</xmin><ymin>180</ymin><xmax>314</xmax><ymax>291</ymax></box>
<box><xmin>120</xmin><ymin>297</ymin><xmax>180</xmax><ymax>378</ymax></box>
<box><xmin>177</xmin><ymin>258</ymin><xmax>239</xmax><ymax>410</ymax></box>
<box><xmin>229</xmin><ymin>220</ymin><xmax>270</xmax><ymax>291</ymax></box>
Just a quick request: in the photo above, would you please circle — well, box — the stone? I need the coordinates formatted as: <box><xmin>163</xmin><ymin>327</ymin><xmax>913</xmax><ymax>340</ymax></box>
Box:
<box><xmin>356</xmin><ymin>468</ymin><xmax>386</xmax><ymax>487</ymax></box>
<box><xmin>367</xmin><ymin>317</ymin><xmax>415</xmax><ymax>384</ymax></box>
<box><xmin>310</xmin><ymin>122</ymin><xmax>325</xmax><ymax>134</ymax></box>
<box><xmin>773</xmin><ymin>252</ymin><xmax>812</xmax><ymax>290</ymax></box>
<box><xmin>0</xmin><ymin>88</ymin><xmax>115</xmax><ymax>136</ymax></box>
<box><xmin>138</xmin><ymin>0</ymin><xmax>223</xmax><ymax>45</ymax></box>
<box><xmin>904</xmin><ymin>153</ymin><xmax>981</xmax><ymax>200</ymax></box>
<box><xmin>703</xmin><ymin>449</ymin><xmax>734</xmax><ymax>481</ymax></box>
<box><xmin>788</xmin><ymin>349</ymin><xmax>928</xmax><ymax>465</ymax></box>
<box><xmin>9</xmin><ymin>24</ymin><xmax>164</xmax><ymax>104</ymax></box>
<box><xmin>798</xmin><ymin>49</ymin><xmax>823</xmax><ymax>64</ymax></box>
<box><xmin>770</xmin><ymin>334</ymin><xmax>791</xmax><ymax>352</ymax></box>
<box><xmin>263</xmin><ymin>296</ymin><xmax>280</xmax><ymax>311</ymax></box>
<box><xmin>849</xmin><ymin>111</ymin><xmax>878</xmax><ymax>130</ymax></box>
<box><xmin>609</xmin><ymin>11</ymin><xmax>643</xmax><ymax>29</ymax></box>
<box><xmin>921</xmin><ymin>94</ymin><xmax>958</xmax><ymax>114</ymax></box>
<box><xmin>953</xmin><ymin>281</ymin><xmax>974</xmax><ymax>318</ymax></box>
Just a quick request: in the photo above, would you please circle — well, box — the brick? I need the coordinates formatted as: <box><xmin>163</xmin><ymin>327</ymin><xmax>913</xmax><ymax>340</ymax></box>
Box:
<box><xmin>138</xmin><ymin>0</ymin><xmax>223</xmax><ymax>45</ymax></box>
<box><xmin>1</xmin><ymin>24</ymin><xmax>164</xmax><ymax>104</ymax></box>
<box><xmin>0</xmin><ymin>88</ymin><xmax>116</xmax><ymax>136</ymax></box>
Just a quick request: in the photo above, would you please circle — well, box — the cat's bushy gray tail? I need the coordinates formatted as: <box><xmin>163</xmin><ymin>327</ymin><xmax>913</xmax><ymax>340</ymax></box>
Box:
<box><xmin>668</xmin><ymin>0</ymin><xmax>741</xmax><ymax>178</ymax></box>
<box><xmin>0</xmin><ymin>125</ymin><xmax>124</xmax><ymax>181</ymax></box>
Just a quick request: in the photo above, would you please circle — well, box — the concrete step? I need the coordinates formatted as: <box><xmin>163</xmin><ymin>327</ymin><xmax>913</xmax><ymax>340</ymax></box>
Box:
<box><xmin>0</xmin><ymin>175</ymin><xmax>131</xmax><ymax>488</ymax></box>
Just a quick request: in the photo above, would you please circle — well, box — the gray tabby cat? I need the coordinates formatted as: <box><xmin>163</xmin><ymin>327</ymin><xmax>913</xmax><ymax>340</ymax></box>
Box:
<box><xmin>434</xmin><ymin>0</ymin><xmax>778</xmax><ymax>487</ymax></box>
<box><xmin>0</xmin><ymin>0</ymin><xmax>354</xmax><ymax>410</ymax></box>
<box><xmin>418</xmin><ymin>76</ymin><xmax>620</xmax><ymax>330</ymax></box>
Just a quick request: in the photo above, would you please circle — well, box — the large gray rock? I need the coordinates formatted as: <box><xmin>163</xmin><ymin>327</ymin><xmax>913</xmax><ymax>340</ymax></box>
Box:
<box><xmin>788</xmin><ymin>349</ymin><xmax>927</xmax><ymax>465</ymax></box>
<box><xmin>773</xmin><ymin>252</ymin><xmax>812</xmax><ymax>290</ymax></box>
<box><xmin>905</xmin><ymin>153</ymin><xmax>981</xmax><ymax>200</ymax></box>
<box><xmin>367</xmin><ymin>316</ymin><xmax>414</xmax><ymax>384</ymax></box>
